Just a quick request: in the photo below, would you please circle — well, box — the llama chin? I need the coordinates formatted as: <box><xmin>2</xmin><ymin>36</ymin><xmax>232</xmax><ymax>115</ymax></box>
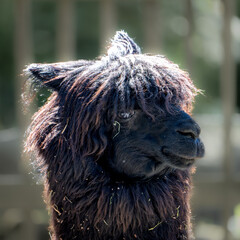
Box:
<box><xmin>24</xmin><ymin>31</ymin><xmax>204</xmax><ymax>240</ymax></box>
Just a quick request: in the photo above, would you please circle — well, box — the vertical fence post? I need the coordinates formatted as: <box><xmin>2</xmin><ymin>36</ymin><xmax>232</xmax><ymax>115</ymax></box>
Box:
<box><xmin>99</xmin><ymin>0</ymin><xmax>117</xmax><ymax>53</ymax></box>
<box><xmin>221</xmin><ymin>0</ymin><xmax>236</xmax><ymax>239</ymax></box>
<box><xmin>221</xmin><ymin>0</ymin><xmax>236</xmax><ymax>180</ymax></box>
<box><xmin>14</xmin><ymin>0</ymin><xmax>33</xmax><ymax>130</ymax></box>
<box><xmin>143</xmin><ymin>0</ymin><xmax>162</xmax><ymax>53</ymax></box>
<box><xmin>185</xmin><ymin>0</ymin><xmax>194</xmax><ymax>74</ymax></box>
<box><xmin>14</xmin><ymin>0</ymin><xmax>33</xmax><ymax>178</ymax></box>
<box><xmin>56</xmin><ymin>0</ymin><xmax>76</xmax><ymax>61</ymax></box>
<box><xmin>14</xmin><ymin>1</ymin><xmax>36</xmax><ymax>239</ymax></box>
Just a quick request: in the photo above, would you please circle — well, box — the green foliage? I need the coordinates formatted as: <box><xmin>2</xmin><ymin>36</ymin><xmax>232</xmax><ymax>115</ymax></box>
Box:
<box><xmin>75</xmin><ymin>1</ymin><xmax>100</xmax><ymax>59</ymax></box>
<box><xmin>0</xmin><ymin>0</ymin><xmax>15</xmax><ymax>129</ymax></box>
<box><xmin>32</xmin><ymin>0</ymin><xmax>57</xmax><ymax>62</ymax></box>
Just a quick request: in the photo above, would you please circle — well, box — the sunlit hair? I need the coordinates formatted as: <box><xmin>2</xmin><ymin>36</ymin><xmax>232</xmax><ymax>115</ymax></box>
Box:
<box><xmin>23</xmin><ymin>31</ymin><xmax>199</xmax><ymax>239</ymax></box>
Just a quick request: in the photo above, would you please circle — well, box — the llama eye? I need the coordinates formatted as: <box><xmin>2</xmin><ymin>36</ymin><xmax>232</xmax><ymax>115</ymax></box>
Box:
<box><xmin>118</xmin><ymin>110</ymin><xmax>135</xmax><ymax>120</ymax></box>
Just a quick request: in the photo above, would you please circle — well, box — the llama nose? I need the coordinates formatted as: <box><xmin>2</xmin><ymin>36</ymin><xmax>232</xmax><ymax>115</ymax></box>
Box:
<box><xmin>176</xmin><ymin>122</ymin><xmax>201</xmax><ymax>140</ymax></box>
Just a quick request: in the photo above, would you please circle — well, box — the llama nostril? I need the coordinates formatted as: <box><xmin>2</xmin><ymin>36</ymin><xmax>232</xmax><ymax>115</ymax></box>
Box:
<box><xmin>176</xmin><ymin>120</ymin><xmax>201</xmax><ymax>140</ymax></box>
<box><xmin>177</xmin><ymin>129</ymin><xmax>198</xmax><ymax>139</ymax></box>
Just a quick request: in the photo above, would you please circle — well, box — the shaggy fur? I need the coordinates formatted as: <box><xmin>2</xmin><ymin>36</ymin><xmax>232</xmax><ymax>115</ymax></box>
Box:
<box><xmin>24</xmin><ymin>31</ymin><xmax>204</xmax><ymax>240</ymax></box>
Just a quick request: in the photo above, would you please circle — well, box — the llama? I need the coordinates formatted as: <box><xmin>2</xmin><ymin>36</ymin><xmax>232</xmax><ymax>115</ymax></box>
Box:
<box><xmin>24</xmin><ymin>31</ymin><xmax>205</xmax><ymax>240</ymax></box>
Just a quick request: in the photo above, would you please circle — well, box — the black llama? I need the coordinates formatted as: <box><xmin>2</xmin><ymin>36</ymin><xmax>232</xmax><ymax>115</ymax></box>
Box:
<box><xmin>24</xmin><ymin>31</ymin><xmax>205</xmax><ymax>240</ymax></box>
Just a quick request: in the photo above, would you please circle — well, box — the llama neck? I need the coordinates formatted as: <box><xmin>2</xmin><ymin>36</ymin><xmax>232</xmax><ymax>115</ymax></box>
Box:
<box><xmin>46</xmin><ymin>161</ymin><xmax>193</xmax><ymax>240</ymax></box>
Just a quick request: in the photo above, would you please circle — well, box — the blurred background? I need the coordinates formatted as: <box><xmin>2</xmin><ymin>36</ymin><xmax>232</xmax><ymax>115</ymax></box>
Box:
<box><xmin>0</xmin><ymin>0</ymin><xmax>239</xmax><ymax>239</ymax></box>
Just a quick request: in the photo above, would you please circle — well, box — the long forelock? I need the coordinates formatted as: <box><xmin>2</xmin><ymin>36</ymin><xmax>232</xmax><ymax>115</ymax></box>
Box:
<box><xmin>64</xmin><ymin>53</ymin><xmax>199</xmax><ymax>131</ymax></box>
<box><xmin>73</xmin><ymin>54</ymin><xmax>199</xmax><ymax>119</ymax></box>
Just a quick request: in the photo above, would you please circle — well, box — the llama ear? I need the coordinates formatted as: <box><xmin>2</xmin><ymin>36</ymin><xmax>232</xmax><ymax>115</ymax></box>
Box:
<box><xmin>107</xmin><ymin>30</ymin><xmax>141</xmax><ymax>60</ymax></box>
<box><xmin>24</xmin><ymin>61</ymin><xmax>84</xmax><ymax>91</ymax></box>
<box><xmin>24</xmin><ymin>63</ymin><xmax>69</xmax><ymax>91</ymax></box>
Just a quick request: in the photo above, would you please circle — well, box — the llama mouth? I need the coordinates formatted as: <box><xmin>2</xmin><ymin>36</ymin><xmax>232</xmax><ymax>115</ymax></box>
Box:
<box><xmin>161</xmin><ymin>148</ymin><xmax>195</xmax><ymax>168</ymax></box>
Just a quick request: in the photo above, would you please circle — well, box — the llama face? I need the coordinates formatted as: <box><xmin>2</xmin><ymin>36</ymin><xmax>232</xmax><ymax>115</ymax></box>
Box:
<box><xmin>107</xmin><ymin>108</ymin><xmax>205</xmax><ymax>180</ymax></box>
<box><xmin>24</xmin><ymin>31</ymin><xmax>204</xmax><ymax>182</ymax></box>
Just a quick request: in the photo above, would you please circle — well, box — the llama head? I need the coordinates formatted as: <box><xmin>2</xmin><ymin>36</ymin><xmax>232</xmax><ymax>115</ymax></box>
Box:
<box><xmin>24</xmin><ymin>31</ymin><xmax>204</xmax><ymax>181</ymax></box>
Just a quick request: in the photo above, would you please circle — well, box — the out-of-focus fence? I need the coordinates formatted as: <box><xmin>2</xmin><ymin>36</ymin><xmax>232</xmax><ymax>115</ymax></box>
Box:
<box><xmin>0</xmin><ymin>0</ymin><xmax>239</xmax><ymax>239</ymax></box>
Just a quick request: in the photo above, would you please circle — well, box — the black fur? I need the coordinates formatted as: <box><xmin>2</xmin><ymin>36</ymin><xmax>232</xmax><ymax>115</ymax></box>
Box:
<box><xmin>24</xmin><ymin>31</ymin><xmax>204</xmax><ymax>240</ymax></box>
